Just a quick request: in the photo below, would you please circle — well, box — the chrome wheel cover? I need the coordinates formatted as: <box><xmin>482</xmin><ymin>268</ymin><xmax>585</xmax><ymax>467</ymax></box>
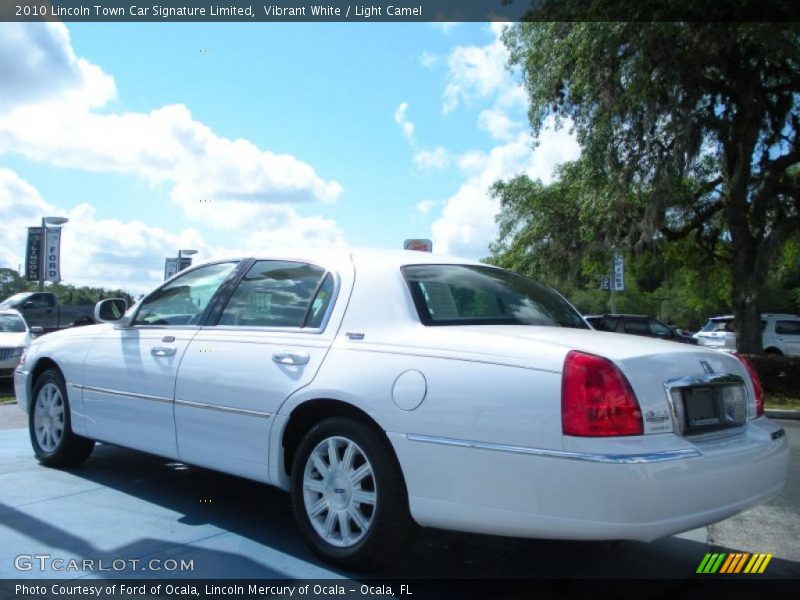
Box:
<box><xmin>302</xmin><ymin>435</ymin><xmax>377</xmax><ymax>548</ymax></box>
<box><xmin>34</xmin><ymin>382</ymin><xmax>65</xmax><ymax>453</ymax></box>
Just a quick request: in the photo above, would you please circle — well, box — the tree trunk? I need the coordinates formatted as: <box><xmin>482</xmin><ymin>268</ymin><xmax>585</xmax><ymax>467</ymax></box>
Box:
<box><xmin>729</xmin><ymin>230</ymin><xmax>763</xmax><ymax>353</ymax></box>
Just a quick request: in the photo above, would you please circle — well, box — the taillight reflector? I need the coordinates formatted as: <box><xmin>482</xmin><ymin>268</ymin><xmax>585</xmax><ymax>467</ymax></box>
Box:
<box><xmin>736</xmin><ymin>354</ymin><xmax>764</xmax><ymax>417</ymax></box>
<box><xmin>562</xmin><ymin>350</ymin><xmax>643</xmax><ymax>437</ymax></box>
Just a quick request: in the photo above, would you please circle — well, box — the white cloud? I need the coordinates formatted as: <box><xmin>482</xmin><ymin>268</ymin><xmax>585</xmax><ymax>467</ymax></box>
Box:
<box><xmin>393</xmin><ymin>102</ymin><xmax>415</xmax><ymax>145</ymax></box>
<box><xmin>442</xmin><ymin>23</ymin><xmax>511</xmax><ymax>114</ymax></box>
<box><xmin>429</xmin><ymin>22</ymin><xmax>459</xmax><ymax>33</ymax></box>
<box><xmin>477</xmin><ymin>108</ymin><xmax>520</xmax><ymax>142</ymax></box>
<box><xmin>0</xmin><ymin>23</ymin><xmax>116</xmax><ymax>113</ymax></box>
<box><xmin>0</xmin><ymin>23</ymin><xmax>343</xmax><ymax>231</ymax></box>
<box><xmin>428</xmin><ymin>23</ymin><xmax>580</xmax><ymax>257</ymax></box>
<box><xmin>431</xmin><ymin>126</ymin><xmax>580</xmax><ymax>257</ymax></box>
<box><xmin>413</xmin><ymin>146</ymin><xmax>452</xmax><ymax>170</ymax></box>
<box><xmin>0</xmin><ymin>168</ymin><xmax>346</xmax><ymax>294</ymax></box>
<box><xmin>415</xmin><ymin>199</ymin><xmax>437</xmax><ymax>216</ymax></box>
<box><xmin>419</xmin><ymin>51</ymin><xmax>440</xmax><ymax>69</ymax></box>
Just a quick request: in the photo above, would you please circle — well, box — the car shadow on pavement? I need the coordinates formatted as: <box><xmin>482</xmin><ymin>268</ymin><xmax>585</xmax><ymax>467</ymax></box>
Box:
<box><xmin>3</xmin><ymin>442</ymin><xmax>798</xmax><ymax>580</ymax></box>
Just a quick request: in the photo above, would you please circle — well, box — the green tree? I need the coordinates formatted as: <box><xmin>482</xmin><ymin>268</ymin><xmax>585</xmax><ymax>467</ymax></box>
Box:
<box><xmin>503</xmin><ymin>14</ymin><xmax>800</xmax><ymax>351</ymax></box>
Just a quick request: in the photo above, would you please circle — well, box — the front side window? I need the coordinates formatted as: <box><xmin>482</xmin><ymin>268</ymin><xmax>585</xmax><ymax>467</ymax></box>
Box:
<box><xmin>403</xmin><ymin>264</ymin><xmax>588</xmax><ymax>328</ymax></box>
<box><xmin>218</xmin><ymin>261</ymin><xmax>329</xmax><ymax>328</ymax></box>
<box><xmin>27</xmin><ymin>293</ymin><xmax>55</xmax><ymax>308</ymax></box>
<box><xmin>649</xmin><ymin>319</ymin><xmax>672</xmax><ymax>337</ymax></box>
<box><xmin>134</xmin><ymin>262</ymin><xmax>237</xmax><ymax>326</ymax></box>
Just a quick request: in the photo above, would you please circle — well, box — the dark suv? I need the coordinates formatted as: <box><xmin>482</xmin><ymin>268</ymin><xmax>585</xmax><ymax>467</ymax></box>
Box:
<box><xmin>585</xmin><ymin>314</ymin><xmax>698</xmax><ymax>344</ymax></box>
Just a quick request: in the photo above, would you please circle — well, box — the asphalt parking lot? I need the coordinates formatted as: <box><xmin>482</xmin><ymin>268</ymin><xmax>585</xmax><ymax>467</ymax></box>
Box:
<box><xmin>0</xmin><ymin>387</ymin><xmax>798</xmax><ymax>581</ymax></box>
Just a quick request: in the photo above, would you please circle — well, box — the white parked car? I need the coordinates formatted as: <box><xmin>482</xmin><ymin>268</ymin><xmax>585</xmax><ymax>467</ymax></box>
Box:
<box><xmin>696</xmin><ymin>313</ymin><xmax>800</xmax><ymax>355</ymax></box>
<box><xmin>0</xmin><ymin>309</ymin><xmax>41</xmax><ymax>379</ymax></box>
<box><xmin>14</xmin><ymin>251</ymin><xmax>789</xmax><ymax>568</ymax></box>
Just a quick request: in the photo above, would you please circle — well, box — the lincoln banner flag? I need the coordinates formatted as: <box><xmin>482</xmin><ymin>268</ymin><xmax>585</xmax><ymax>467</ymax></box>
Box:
<box><xmin>24</xmin><ymin>227</ymin><xmax>43</xmax><ymax>282</ymax></box>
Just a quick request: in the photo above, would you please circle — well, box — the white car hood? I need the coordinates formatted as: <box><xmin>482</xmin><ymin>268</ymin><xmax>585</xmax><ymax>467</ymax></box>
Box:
<box><xmin>0</xmin><ymin>332</ymin><xmax>29</xmax><ymax>348</ymax></box>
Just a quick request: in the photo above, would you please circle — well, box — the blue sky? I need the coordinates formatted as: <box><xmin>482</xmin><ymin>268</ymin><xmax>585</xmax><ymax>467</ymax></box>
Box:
<box><xmin>0</xmin><ymin>22</ymin><xmax>578</xmax><ymax>292</ymax></box>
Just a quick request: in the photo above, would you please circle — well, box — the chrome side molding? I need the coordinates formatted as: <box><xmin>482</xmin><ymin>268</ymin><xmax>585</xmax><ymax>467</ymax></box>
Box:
<box><xmin>405</xmin><ymin>433</ymin><xmax>700</xmax><ymax>464</ymax></box>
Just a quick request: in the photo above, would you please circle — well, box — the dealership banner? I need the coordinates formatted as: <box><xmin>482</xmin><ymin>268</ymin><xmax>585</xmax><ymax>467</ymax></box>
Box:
<box><xmin>24</xmin><ymin>227</ymin><xmax>43</xmax><ymax>282</ymax></box>
<box><xmin>44</xmin><ymin>227</ymin><xmax>63</xmax><ymax>283</ymax></box>
<box><xmin>164</xmin><ymin>257</ymin><xmax>193</xmax><ymax>280</ymax></box>
<box><xmin>164</xmin><ymin>258</ymin><xmax>179</xmax><ymax>281</ymax></box>
<box><xmin>1</xmin><ymin>0</ymin><xmax>793</xmax><ymax>23</ymax></box>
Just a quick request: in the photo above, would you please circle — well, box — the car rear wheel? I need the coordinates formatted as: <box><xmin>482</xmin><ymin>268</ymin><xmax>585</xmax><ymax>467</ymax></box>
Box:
<box><xmin>290</xmin><ymin>417</ymin><xmax>410</xmax><ymax>569</ymax></box>
<box><xmin>29</xmin><ymin>369</ymin><xmax>95</xmax><ymax>467</ymax></box>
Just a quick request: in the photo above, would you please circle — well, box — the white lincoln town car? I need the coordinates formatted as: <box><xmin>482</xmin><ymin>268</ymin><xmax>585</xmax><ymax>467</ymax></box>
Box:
<box><xmin>15</xmin><ymin>250</ymin><xmax>789</xmax><ymax>567</ymax></box>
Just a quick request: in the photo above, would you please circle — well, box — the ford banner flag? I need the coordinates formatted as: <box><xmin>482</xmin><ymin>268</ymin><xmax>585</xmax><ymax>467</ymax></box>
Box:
<box><xmin>44</xmin><ymin>227</ymin><xmax>63</xmax><ymax>282</ymax></box>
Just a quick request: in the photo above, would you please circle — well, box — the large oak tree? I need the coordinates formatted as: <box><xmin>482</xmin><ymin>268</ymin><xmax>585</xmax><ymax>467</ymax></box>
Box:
<box><xmin>501</xmin><ymin>14</ymin><xmax>799</xmax><ymax>351</ymax></box>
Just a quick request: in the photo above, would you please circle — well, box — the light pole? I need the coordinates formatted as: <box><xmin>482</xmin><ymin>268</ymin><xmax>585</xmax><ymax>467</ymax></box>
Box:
<box><xmin>39</xmin><ymin>216</ymin><xmax>69</xmax><ymax>291</ymax></box>
<box><xmin>177</xmin><ymin>249</ymin><xmax>197</xmax><ymax>273</ymax></box>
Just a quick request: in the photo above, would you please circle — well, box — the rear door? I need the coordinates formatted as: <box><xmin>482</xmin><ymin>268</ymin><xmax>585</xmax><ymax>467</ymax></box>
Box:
<box><xmin>173</xmin><ymin>259</ymin><xmax>341</xmax><ymax>480</ymax></box>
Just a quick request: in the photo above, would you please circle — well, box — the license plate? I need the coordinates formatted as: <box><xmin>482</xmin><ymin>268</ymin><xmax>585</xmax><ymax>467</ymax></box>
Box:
<box><xmin>682</xmin><ymin>385</ymin><xmax>747</xmax><ymax>432</ymax></box>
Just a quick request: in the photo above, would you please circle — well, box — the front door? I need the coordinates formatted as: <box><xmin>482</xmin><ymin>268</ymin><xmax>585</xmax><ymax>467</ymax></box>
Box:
<box><xmin>174</xmin><ymin>260</ymin><xmax>340</xmax><ymax>481</ymax></box>
<box><xmin>82</xmin><ymin>261</ymin><xmax>239</xmax><ymax>458</ymax></box>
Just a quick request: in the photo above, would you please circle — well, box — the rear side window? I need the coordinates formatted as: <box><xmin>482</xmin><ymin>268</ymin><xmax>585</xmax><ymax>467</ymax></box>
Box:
<box><xmin>403</xmin><ymin>264</ymin><xmax>588</xmax><ymax>328</ymax></box>
<box><xmin>775</xmin><ymin>320</ymin><xmax>800</xmax><ymax>335</ymax></box>
<box><xmin>623</xmin><ymin>319</ymin><xmax>651</xmax><ymax>336</ymax></box>
<box><xmin>701</xmin><ymin>319</ymin><xmax>734</xmax><ymax>333</ymax></box>
<box><xmin>218</xmin><ymin>261</ymin><xmax>329</xmax><ymax>328</ymax></box>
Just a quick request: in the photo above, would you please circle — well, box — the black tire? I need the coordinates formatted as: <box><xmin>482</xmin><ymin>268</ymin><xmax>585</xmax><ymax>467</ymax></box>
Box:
<box><xmin>29</xmin><ymin>369</ymin><xmax>95</xmax><ymax>467</ymax></box>
<box><xmin>764</xmin><ymin>348</ymin><xmax>783</xmax><ymax>355</ymax></box>
<box><xmin>290</xmin><ymin>417</ymin><xmax>410</xmax><ymax>569</ymax></box>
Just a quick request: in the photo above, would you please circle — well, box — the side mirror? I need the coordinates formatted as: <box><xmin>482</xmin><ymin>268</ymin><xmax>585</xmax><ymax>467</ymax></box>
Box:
<box><xmin>29</xmin><ymin>326</ymin><xmax>44</xmax><ymax>337</ymax></box>
<box><xmin>94</xmin><ymin>298</ymin><xmax>127</xmax><ymax>323</ymax></box>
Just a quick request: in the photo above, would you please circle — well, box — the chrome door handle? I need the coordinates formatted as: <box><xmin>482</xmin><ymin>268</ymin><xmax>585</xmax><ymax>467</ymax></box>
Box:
<box><xmin>272</xmin><ymin>351</ymin><xmax>310</xmax><ymax>366</ymax></box>
<box><xmin>151</xmin><ymin>346</ymin><xmax>177</xmax><ymax>357</ymax></box>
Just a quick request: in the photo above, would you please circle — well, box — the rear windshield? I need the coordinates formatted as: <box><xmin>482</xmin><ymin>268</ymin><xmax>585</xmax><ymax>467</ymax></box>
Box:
<box><xmin>403</xmin><ymin>265</ymin><xmax>588</xmax><ymax>328</ymax></box>
<box><xmin>701</xmin><ymin>318</ymin><xmax>734</xmax><ymax>333</ymax></box>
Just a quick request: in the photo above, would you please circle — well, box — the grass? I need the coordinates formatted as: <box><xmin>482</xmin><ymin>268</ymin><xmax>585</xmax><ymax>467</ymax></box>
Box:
<box><xmin>765</xmin><ymin>394</ymin><xmax>800</xmax><ymax>412</ymax></box>
<box><xmin>0</xmin><ymin>395</ymin><xmax>15</xmax><ymax>405</ymax></box>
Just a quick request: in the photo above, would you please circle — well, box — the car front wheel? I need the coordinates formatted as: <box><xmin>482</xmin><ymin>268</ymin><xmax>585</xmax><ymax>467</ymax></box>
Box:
<box><xmin>29</xmin><ymin>369</ymin><xmax>95</xmax><ymax>467</ymax></box>
<box><xmin>290</xmin><ymin>418</ymin><xmax>410</xmax><ymax>569</ymax></box>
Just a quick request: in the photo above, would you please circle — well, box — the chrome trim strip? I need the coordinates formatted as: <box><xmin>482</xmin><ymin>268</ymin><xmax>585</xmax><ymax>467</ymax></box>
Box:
<box><xmin>405</xmin><ymin>433</ymin><xmax>701</xmax><ymax>464</ymax></box>
<box><xmin>175</xmin><ymin>398</ymin><xmax>272</xmax><ymax>419</ymax></box>
<box><xmin>78</xmin><ymin>384</ymin><xmax>173</xmax><ymax>405</ymax></box>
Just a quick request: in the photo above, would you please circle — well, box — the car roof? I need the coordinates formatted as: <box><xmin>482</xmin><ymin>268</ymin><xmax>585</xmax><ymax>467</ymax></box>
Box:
<box><xmin>224</xmin><ymin>248</ymin><xmax>485</xmax><ymax>271</ymax></box>
<box><xmin>706</xmin><ymin>314</ymin><xmax>799</xmax><ymax>321</ymax></box>
<box><xmin>588</xmin><ymin>313</ymin><xmax>652</xmax><ymax>319</ymax></box>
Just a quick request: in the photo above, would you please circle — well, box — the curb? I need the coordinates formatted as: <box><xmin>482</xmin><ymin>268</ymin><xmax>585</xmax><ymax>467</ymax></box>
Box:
<box><xmin>766</xmin><ymin>408</ymin><xmax>800</xmax><ymax>420</ymax></box>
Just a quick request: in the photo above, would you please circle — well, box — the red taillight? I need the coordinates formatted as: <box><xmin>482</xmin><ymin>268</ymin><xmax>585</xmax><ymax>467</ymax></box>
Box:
<box><xmin>736</xmin><ymin>355</ymin><xmax>764</xmax><ymax>417</ymax></box>
<box><xmin>562</xmin><ymin>350</ymin><xmax>643</xmax><ymax>437</ymax></box>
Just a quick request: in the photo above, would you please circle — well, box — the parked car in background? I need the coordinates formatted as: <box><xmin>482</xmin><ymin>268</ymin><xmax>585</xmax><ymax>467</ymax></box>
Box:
<box><xmin>0</xmin><ymin>292</ymin><xmax>95</xmax><ymax>333</ymax></box>
<box><xmin>695</xmin><ymin>314</ymin><xmax>800</xmax><ymax>355</ymax></box>
<box><xmin>585</xmin><ymin>314</ymin><xmax>698</xmax><ymax>344</ymax></box>
<box><xmin>15</xmin><ymin>250</ymin><xmax>788</xmax><ymax>568</ymax></box>
<box><xmin>0</xmin><ymin>309</ymin><xmax>40</xmax><ymax>378</ymax></box>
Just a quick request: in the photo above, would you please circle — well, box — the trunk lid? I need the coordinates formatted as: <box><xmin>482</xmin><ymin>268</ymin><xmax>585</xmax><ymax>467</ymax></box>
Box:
<box><xmin>412</xmin><ymin>325</ymin><xmax>753</xmax><ymax>435</ymax></box>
